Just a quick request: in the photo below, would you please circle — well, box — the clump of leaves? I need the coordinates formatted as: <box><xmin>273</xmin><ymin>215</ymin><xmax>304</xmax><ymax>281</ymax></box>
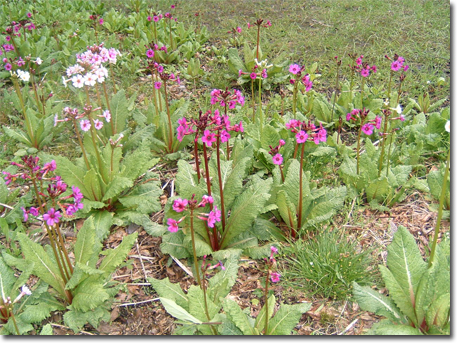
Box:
<box><xmin>353</xmin><ymin>225</ymin><xmax>450</xmax><ymax>335</ymax></box>
<box><xmin>283</xmin><ymin>228</ymin><xmax>375</xmax><ymax>299</ymax></box>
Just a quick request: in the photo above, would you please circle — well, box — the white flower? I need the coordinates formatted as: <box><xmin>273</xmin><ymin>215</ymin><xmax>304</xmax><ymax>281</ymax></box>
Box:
<box><xmin>392</xmin><ymin>104</ymin><xmax>403</xmax><ymax>114</ymax></box>
<box><xmin>21</xmin><ymin>285</ymin><xmax>32</xmax><ymax>295</ymax></box>
<box><xmin>35</xmin><ymin>57</ymin><xmax>42</xmax><ymax>65</ymax></box>
<box><xmin>94</xmin><ymin>119</ymin><xmax>104</xmax><ymax>130</ymax></box>
<box><xmin>83</xmin><ymin>72</ymin><xmax>97</xmax><ymax>86</ymax></box>
<box><xmin>445</xmin><ymin>120</ymin><xmax>450</xmax><ymax>133</ymax></box>
<box><xmin>72</xmin><ymin>74</ymin><xmax>84</xmax><ymax>88</ymax></box>
<box><xmin>102</xmin><ymin>110</ymin><xmax>111</xmax><ymax>122</ymax></box>
<box><xmin>62</xmin><ymin>76</ymin><xmax>68</xmax><ymax>87</ymax></box>
<box><xmin>17</xmin><ymin>69</ymin><xmax>30</xmax><ymax>82</ymax></box>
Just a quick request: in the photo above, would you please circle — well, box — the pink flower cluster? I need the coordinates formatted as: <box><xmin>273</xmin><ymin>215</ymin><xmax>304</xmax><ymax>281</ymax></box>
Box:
<box><xmin>4</xmin><ymin>156</ymin><xmax>84</xmax><ymax>225</ymax></box>
<box><xmin>55</xmin><ymin>106</ymin><xmax>111</xmax><ymax>132</ymax></box>
<box><xmin>346</xmin><ymin>109</ymin><xmax>382</xmax><ymax>136</ymax></box>
<box><xmin>268</xmin><ymin>139</ymin><xmax>286</xmax><ymax>165</ymax></box>
<box><xmin>353</xmin><ymin>55</ymin><xmax>377</xmax><ymax>77</ymax></box>
<box><xmin>63</xmin><ymin>44</ymin><xmax>121</xmax><ymax>88</ymax></box>
<box><xmin>288</xmin><ymin>64</ymin><xmax>313</xmax><ymax>91</ymax></box>
<box><xmin>167</xmin><ymin>195</ymin><xmax>220</xmax><ymax>232</ymax></box>
<box><xmin>388</xmin><ymin>54</ymin><xmax>409</xmax><ymax>72</ymax></box>
<box><xmin>210</xmin><ymin>88</ymin><xmax>245</xmax><ymax>109</ymax></box>
<box><xmin>176</xmin><ymin>108</ymin><xmax>244</xmax><ymax>145</ymax></box>
<box><xmin>285</xmin><ymin>119</ymin><xmax>327</xmax><ymax>144</ymax></box>
<box><xmin>247</xmin><ymin>19</ymin><xmax>272</xmax><ymax>29</ymax></box>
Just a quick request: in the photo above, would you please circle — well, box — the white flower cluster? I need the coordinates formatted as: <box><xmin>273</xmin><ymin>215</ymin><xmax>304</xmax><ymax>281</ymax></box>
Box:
<box><xmin>16</xmin><ymin>69</ymin><xmax>30</xmax><ymax>82</ymax></box>
<box><xmin>254</xmin><ymin>58</ymin><xmax>273</xmax><ymax>69</ymax></box>
<box><xmin>63</xmin><ymin>44</ymin><xmax>121</xmax><ymax>89</ymax></box>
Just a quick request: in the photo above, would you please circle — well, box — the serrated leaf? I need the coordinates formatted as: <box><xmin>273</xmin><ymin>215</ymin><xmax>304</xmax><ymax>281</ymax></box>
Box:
<box><xmin>98</xmin><ymin>232</ymin><xmax>138</xmax><ymax>277</ymax></box>
<box><xmin>381</xmin><ymin>226</ymin><xmax>428</xmax><ymax>326</ymax></box>
<box><xmin>367</xmin><ymin>321</ymin><xmax>423</xmax><ymax>335</ymax></box>
<box><xmin>159</xmin><ymin>297</ymin><xmax>203</xmax><ymax>324</ymax></box>
<box><xmin>352</xmin><ymin>282</ymin><xmax>404</xmax><ymax>323</ymax></box>
<box><xmin>148</xmin><ymin>277</ymin><xmax>189</xmax><ymax>310</ymax></box>
<box><xmin>254</xmin><ymin>294</ymin><xmax>276</xmax><ymax>333</ymax></box>
<box><xmin>101</xmin><ymin>176</ymin><xmax>133</xmax><ymax>202</ymax></box>
<box><xmin>71</xmin><ymin>280</ymin><xmax>110</xmax><ymax>313</ymax></box>
<box><xmin>74</xmin><ymin>217</ymin><xmax>101</xmax><ymax>266</ymax></box>
<box><xmin>187</xmin><ymin>285</ymin><xmax>221</xmax><ymax>322</ymax></box>
<box><xmin>15</xmin><ymin>233</ymin><xmax>66</xmax><ymax>300</ymax></box>
<box><xmin>220</xmin><ymin>178</ymin><xmax>272</xmax><ymax>249</ymax></box>
<box><xmin>426</xmin><ymin>293</ymin><xmax>450</xmax><ymax>329</ymax></box>
<box><xmin>267</xmin><ymin>303</ymin><xmax>311</xmax><ymax>335</ymax></box>
<box><xmin>91</xmin><ymin>210</ymin><xmax>114</xmax><ymax>242</ymax></box>
<box><xmin>119</xmin><ymin>182</ymin><xmax>162</xmax><ymax>214</ymax></box>
<box><xmin>222</xmin><ymin>298</ymin><xmax>254</xmax><ymax>335</ymax></box>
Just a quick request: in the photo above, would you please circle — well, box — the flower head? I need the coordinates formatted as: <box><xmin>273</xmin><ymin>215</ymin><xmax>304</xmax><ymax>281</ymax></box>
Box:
<box><xmin>270</xmin><ymin>272</ymin><xmax>281</xmax><ymax>283</ymax></box>
<box><xmin>289</xmin><ymin>64</ymin><xmax>300</xmax><ymax>75</ymax></box>
<box><xmin>295</xmin><ymin>130</ymin><xmax>309</xmax><ymax>144</ymax></box>
<box><xmin>173</xmin><ymin>198</ymin><xmax>188</xmax><ymax>213</ymax></box>
<box><xmin>43</xmin><ymin>208</ymin><xmax>61</xmax><ymax>226</ymax></box>
<box><xmin>167</xmin><ymin>218</ymin><xmax>180</xmax><ymax>233</ymax></box>
<box><xmin>361</xmin><ymin>123</ymin><xmax>374</xmax><ymax>135</ymax></box>
<box><xmin>272</xmin><ymin>153</ymin><xmax>283</xmax><ymax>165</ymax></box>
<box><xmin>80</xmin><ymin>119</ymin><xmax>91</xmax><ymax>131</ymax></box>
<box><xmin>202</xmin><ymin>129</ymin><xmax>217</xmax><ymax>147</ymax></box>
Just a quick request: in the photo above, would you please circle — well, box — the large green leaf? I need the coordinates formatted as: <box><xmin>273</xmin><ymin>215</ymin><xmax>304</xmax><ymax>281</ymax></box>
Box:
<box><xmin>254</xmin><ymin>294</ymin><xmax>276</xmax><ymax>333</ymax></box>
<box><xmin>187</xmin><ymin>285</ymin><xmax>221</xmax><ymax>323</ymax></box>
<box><xmin>74</xmin><ymin>217</ymin><xmax>101</xmax><ymax>266</ymax></box>
<box><xmin>16</xmin><ymin>233</ymin><xmax>66</xmax><ymax>299</ymax></box>
<box><xmin>353</xmin><ymin>282</ymin><xmax>404</xmax><ymax>323</ymax></box>
<box><xmin>222</xmin><ymin>298</ymin><xmax>254</xmax><ymax>335</ymax></box>
<box><xmin>148</xmin><ymin>277</ymin><xmax>189</xmax><ymax>310</ymax></box>
<box><xmin>159</xmin><ymin>297</ymin><xmax>203</xmax><ymax>324</ymax></box>
<box><xmin>426</xmin><ymin>293</ymin><xmax>450</xmax><ymax>330</ymax></box>
<box><xmin>267</xmin><ymin>303</ymin><xmax>311</xmax><ymax>335</ymax></box>
<box><xmin>101</xmin><ymin>176</ymin><xmax>133</xmax><ymax>202</ymax></box>
<box><xmin>220</xmin><ymin>178</ymin><xmax>272</xmax><ymax>249</ymax></box>
<box><xmin>381</xmin><ymin>226</ymin><xmax>427</xmax><ymax>326</ymax></box>
<box><xmin>98</xmin><ymin>232</ymin><xmax>138</xmax><ymax>277</ymax></box>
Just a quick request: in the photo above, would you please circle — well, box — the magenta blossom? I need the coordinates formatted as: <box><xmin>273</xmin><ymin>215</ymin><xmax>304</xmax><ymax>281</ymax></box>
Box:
<box><xmin>272</xmin><ymin>153</ymin><xmax>283</xmax><ymax>165</ymax></box>
<box><xmin>250</xmin><ymin>72</ymin><xmax>257</xmax><ymax>80</ymax></box>
<box><xmin>173</xmin><ymin>198</ymin><xmax>188</xmax><ymax>213</ymax></box>
<box><xmin>295</xmin><ymin>130</ymin><xmax>309</xmax><ymax>144</ymax></box>
<box><xmin>361</xmin><ymin>123</ymin><xmax>374</xmax><ymax>135</ymax></box>
<box><xmin>202</xmin><ymin>129</ymin><xmax>217</xmax><ymax>147</ymax></box>
<box><xmin>146</xmin><ymin>49</ymin><xmax>154</xmax><ymax>58</ymax></box>
<box><xmin>391</xmin><ymin>60</ymin><xmax>401</xmax><ymax>71</ymax></box>
<box><xmin>167</xmin><ymin>218</ymin><xmax>180</xmax><ymax>233</ymax></box>
<box><xmin>289</xmin><ymin>64</ymin><xmax>300</xmax><ymax>75</ymax></box>
<box><xmin>43</xmin><ymin>208</ymin><xmax>61</xmax><ymax>226</ymax></box>
<box><xmin>270</xmin><ymin>272</ymin><xmax>281</xmax><ymax>283</ymax></box>
<box><xmin>80</xmin><ymin>119</ymin><xmax>91</xmax><ymax>132</ymax></box>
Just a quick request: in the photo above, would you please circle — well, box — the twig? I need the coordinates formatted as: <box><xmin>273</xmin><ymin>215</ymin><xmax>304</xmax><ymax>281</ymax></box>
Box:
<box><xmin>338</xmin><ymin>318</ymin><xmax>358</xmax><ymax>335</ymax></box>
<box><xmin>128</xmin><ymin>255</ymin><xmax>155</xmax><ymax>260</ymax></box>
<box><xmin>170</xmin><ymin>255</ymin><xmax>194</xmax><ymax>278</ymax></box>
<box><xmin>116</xmin><ymin>298</ymin><xmax>160</xmax><ymax>307</ymax></box>
<box><xmin>0</xmin><ymin>202</ymin><xmax>15</xmax><ymax>210</ymax></box>
<box><xmin>135</xmin><ymin>239</ymin><xmax>148</xmax><ymax>282</ymax></box>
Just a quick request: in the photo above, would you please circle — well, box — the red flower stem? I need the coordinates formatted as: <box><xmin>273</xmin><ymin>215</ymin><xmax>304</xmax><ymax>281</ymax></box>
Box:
<box><xmin>297</xmin><ymin>141</ymin><xmax>306</xmax><ymax>234</ymax></box>
<box><xmin>163</xmin><ymin>80</ymin><xmax>174</xmax><ymax>152</ymax></box>
<box><xmin>202</xmin><ymin>142</ymin><xmax>219</xmax><ymax>250</ymax></box>
<box><xmin>216</xmin><ymin>133</ymin><xmax>226</xmax><ymax>232</ymax></box>
<box><xmin>194</xmin><ymin>131</ymin><xmax>201</xmax><ymax>182</ymax></box>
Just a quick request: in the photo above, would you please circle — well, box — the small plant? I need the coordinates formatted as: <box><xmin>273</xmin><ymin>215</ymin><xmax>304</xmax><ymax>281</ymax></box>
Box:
<box><xmin>284</xmin><ymin>229</ymin><xmax>375</xmax><ymax>299</ymax></box>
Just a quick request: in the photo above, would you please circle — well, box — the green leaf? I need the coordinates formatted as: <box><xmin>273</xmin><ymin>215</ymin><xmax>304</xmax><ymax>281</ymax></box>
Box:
<box><xmin>227</xmin><ymin>48</ymin><xmax>247</xmax><ymax>73</ymax></box>
<box><xmin>221</xmin><ymin>178</ymin><xmax>272</xmax><ymax>249</ymax></box>
<box><xmin>159</xmin><ymin>297</ymin><xmax>203</xmax><ymax>324</ymax></box>
<box><xmin>119</xmin><ymin>182</ymin><xmax>162</xmax><ymax>214</ymax></box>
<box><xmin>352</xmin><ymin>282</ymin><xmax>404</xmax><ymax>323</ymax></box>
<box><xmin>101</xmin><ymin>176</ymin><xmax>133</xmax><ymax>202</ymax></box>
<box><xmin>267</xmin><ymin>303</ymin><xmax>311</xmax><ymax>335</ymax></box>
<box><xmin>367</xmin><ymin>321</ymin><xmax>423</xmax><ymax>335</ymax></box>
<box><xmin>91</xmin><ymin>210</ymin><xmax>114</xmax><ymax>242</ymax></box>
<box><xmin>426</xmin><ymin>293</ymin><xmax>450</xmax><ymax>329</ymax></box>
<box><xmin>98</xmin><ymin>232</ymin><xmax>138</xmax><ymax>277</ymax></box>
<box><xmin>39</xmin><ymin>324</ymin><xmax>53</xmax><ymax>335</ymax></box>
<box><xmin>54</xmin><ymin>156</ymin><xmax>90</xmax><ymax>199</ymax></box>
<box><xmin>74</xmin><ymin>217</ymin><xmax>101</xmax><ymax>266</ymax></box>
<box><xmin>254</xmin><ymin>294</ymin><xmax>276</xmax><ymax>333</ymax></box>
<box><xmin>176</xmin><ymin>159</ymin><xmax>204</xmax><ymax>199</ymax></box>
<box><xmin>222</xmin><ymin>298</ymin><xmax>254</xmax><ymax>335</ymax></box>
<box><xmin>381</xmin><ymin>226</ymin><xmax>427</xmax><ymax>326</ymax></box>
<box><xmin>110</xmin><ymin>89</ymin><xmax>129</xmax><ymax>133</ymax></box>
<box><xmin>70</xmin><ymin>279</ymin><xmax>110</xmax><ymax>313</ymax></box>
<box><xmin>187</xmin><ymin>285</ymin><xmax>221</xmax><ymax>322</ymax></box>
<box><xmin>217</xmin><ymin>314</ymin><xmax>244</xmax><ymax>335</ymax></box>
<box><xmin>148</xmin><ymin>277</ymin><xmax>189</xmax><ymax>311</ymax></box>
<box><xmin>15</xmin><ymin>233</ymin><xmax>66</xmax><ymax>299</ymax></box>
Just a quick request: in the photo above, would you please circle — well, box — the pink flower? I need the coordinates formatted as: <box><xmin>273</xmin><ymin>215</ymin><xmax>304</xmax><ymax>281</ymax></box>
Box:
<box><xmin>403</xmin><ymin>65</ymin><xmax>409</xmax><ymax>72</ymax></box>
<box><xmin>147</xmin><ymin>16</ymin><xmax>152</xmax><ymax>21</ymax></box>
<box><xmin>296</xmin><ymin>130</ymin><xmax>308</xmax><ymax>144</ymax></box>
<box><xmin>202</xmin><ymin>195</ymin><xmax>214</xmax><ymax>204</ymax></box>
<box><xmin>361</xmin><ymin>123</ymin><xmax>374</xmax><ymax>135</ymax></box>
<box><xmin>391</xmin><ymin>60</ymin><xmax>401</xmax><ymax>71</ymax></box>
<box><xmin>360</xmin><ymin>68</ymin><xmax>370</xmax><ymax>77</ymax></box>
<box><xmin>167</xmin><ymin>218</ymin><xmax>180</xmax><ymax>233</ymax></box>
<box><xmin>43</xmin><ymin>208</ymin><xmax>61</xmax><ymax>226</ymax></box>
<box><xmin>356</xmin><ymin>57</ymin><xmax>363</xmax><ymax>66</ymax></box>
<box><xmin>99</xmin><ymin>18</ymin><xmax>104</xmax><ymax>25</ymax></box>
<box><xmin>173</xmin><ymin>198</ymin><xmax>188</xmax><ymax>213</ymax></box>
<box><xmin>272</xmin><ymin>153</ymin><xmax>283</xmax><ymax>165</ymax></box>
<box><xmin>146</xmin><ymin>49</ymin><xmax>154</xmax><ymax>58</ymax></box>
<box><xmin>207</xmin><ymin>206</ymin><xmax>221</xmax><ymax>228</ymax></box>
<box><xmin>400</xmin><ymin>115</ymin><xmax>405</xmax><ymax>122</ymax></box>
<box><xmin>270</xmin><ymin>272</ymin><xmax>281</xmax><ymax>283</ymax></box>
<box><xmin>21</xmin><ymin>207</ymin><xmax>28</xmax><ymax>221</ymax></box>
<box><xmin>29</xmin><ymin>207</ymin><xmax>39</xmax><ymax>216</ymax></box>
<box><xmin>94</xmin><ymin>119</ymin><xmax>104</xmax><ymax>130</ymax></box>
<box><xmin>279</xmin><ymin>139</ymin><xmax>286</xmax><ymax>146</ymax></box>
<box><xmin>27</xmin><ymin>12</ymin><xmax>32</xmax><ymax>18</ymax></box>
<box><xmin>202</xmin><ymin>129</ymin><xmax>217</xmax><ymax>147</ymax></box>
<box><xmin>375</xmin><ymin>116</ymin><xmax>382</xmax><ymax>129</ymax></box>
<box><xmin>154</xmin><ymin>81</ymin><xmax>162</xmax><ymax>89</ymax></box>
<box><xmin>261</xmin><ymin>69</ymin><xmax>267</xmax><ymax>79</ymax></box>
<box><xmin>102</xmin><ymin>110</ymin><xmax>111</xmax><ymax>122</ymax></box>
<box><xmin>238</xmin><ymin>69</ymin><xmax>243</xmax><ymax>76</ymax></box>
<box><xmin>237</xmin><ymin>27</ymin><xmax>242</xmax><ymax>33</ymax></box>
<box><xmin>289</xmin><ymin>78</ymin><xmax>295</xmax><ymax>84</ymax></box>
<box><xmin>289</xmin><ymin>64</ymin><xmax>300</xmax><ymax>75</ymax></box>
<box><xmin>42</xmin><ymin>160</ymin><xmax>56</xmax><ymax>173</ymax></box>
<box><xmin>220</xmin><ymin>130</ymin><xmax>231</xmax><ymax>143</ymax></box>
<box><xmin>4</xmin><ymin>63</ymin><xmax>12</xmax><ymax>71</ymax></box>
<box><xmin>371</xmin><ymin>65</ymin><xmax>377</xmax><ymax>73</ymax></box>
<box><xmin>80</xmin><ymin>119</ymin><xmax>91</xmax><ymax>131</ymax></box>
<box><xmin>250</xmin><ymin>72</ymin><xmax>257</xmax><ymax>80</ymax></box>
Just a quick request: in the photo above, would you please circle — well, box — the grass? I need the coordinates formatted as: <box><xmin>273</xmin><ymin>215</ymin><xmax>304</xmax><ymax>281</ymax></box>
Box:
<box><xmin>104</xmin><ymin>0</ymin><xmax>450</xmax><ymax>102</ymax></box>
